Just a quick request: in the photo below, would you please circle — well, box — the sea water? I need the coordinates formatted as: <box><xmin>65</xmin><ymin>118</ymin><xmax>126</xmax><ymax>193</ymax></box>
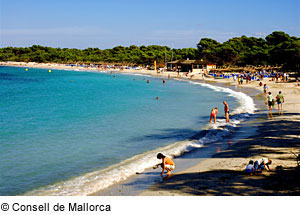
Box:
<box><xmin>0</xmin><ymin>66</ymin><xmax>254</xmax><ymax>195</ymax></box>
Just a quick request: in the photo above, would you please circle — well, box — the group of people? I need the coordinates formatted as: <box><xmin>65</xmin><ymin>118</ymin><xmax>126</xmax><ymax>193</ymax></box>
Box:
<box><xmin>210</xmin><ymin>101</ymin><xmax>230</xmax><ymax>123</ymax></box>
<box><xmin>154</xmin><ymin>154</ymin><xmax>273</xmax><ymax>180</ymax></box>
<box><xmin>153</xmin><ymin>101</ymin><xmax>230</xmax><ymax>181</ymax></box>
<box><xmin>274</xmin><ymin>72</ymin><xmax>289</xmax><ymax>82</ymax></box>
<box><xmin>263</xmin><ymin>83</ymin><xmax>285</xmax><ymax>114</ymax></box>
<box><xmin>235</xmin><ymin>74</ymin><xmax>252</xmax><ymax>85</ymax></box>
<box><xmin>245</xmin><ymin>158</ymin><xmax>272</xmax><ymax>175</ymax></box>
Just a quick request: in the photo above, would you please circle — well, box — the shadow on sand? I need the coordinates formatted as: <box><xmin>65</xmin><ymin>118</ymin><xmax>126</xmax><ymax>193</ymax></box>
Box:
<box><xmin>144</xmin><ymin>114</ymin><xmax>300</xmax><ymax>195</ymax></box>
<box><xmin>147</xmin><ymin>167</ymin><xmax>300</xmax><ymax>195</ymax></box>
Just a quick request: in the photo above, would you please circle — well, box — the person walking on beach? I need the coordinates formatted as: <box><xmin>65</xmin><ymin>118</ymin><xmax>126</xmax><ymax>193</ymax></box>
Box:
<box><xmin>238</xmin><ymin>76</ymin><xmax>241</xmax><ymax>85</ymax></box>
<box><xmin>276</xmin><ymin>91</ymin><xmax>284</xmax><ymax>113</ymax></box>
<box><xmin>283</xmin><ymin>73</ymin><xmax>287</xmax><ymax>82</ymax></box>
<box><xmin>153</xmin><ymin>153</ymin><xmax>175</xmax><ymax>180</ymax></box>
<box><xmin>267</xmin><ymin>92</ymin><xmax>273</xmax><ymax>113</ymax></box>
<box><xmin>223</xmin><ymin>101</ymin><xmax>229</xmax><ymax>123</ymax></box>
<box><xmin>263</xmin><ymin>84</ymin><xmax>268</xmax><ymax>96</ymax></box>
<box><xmin>210</xmin><ymin>107</ymin><xmax>218</xmax><ymax>123</ymax></box>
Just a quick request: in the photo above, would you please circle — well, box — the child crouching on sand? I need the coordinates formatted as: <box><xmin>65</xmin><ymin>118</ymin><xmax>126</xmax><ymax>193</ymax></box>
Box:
<box><xmin>254</xmin><ymin>158</ymin><xmax>272</xmax><ymax>172</ymax></box>
<box><xmin>245</xmin><ymin>158</ymin><xmax>272</xmax><ymax>175</ymax></box>
<box><xmin>245</xmin><ymin>160</ymin><xmax>254</xmax><ymax>175</ymax></box>
<box><xmin>153</xmin><ymin>153</ymin><xmax>175</xmax><ymax>179</ymax></box>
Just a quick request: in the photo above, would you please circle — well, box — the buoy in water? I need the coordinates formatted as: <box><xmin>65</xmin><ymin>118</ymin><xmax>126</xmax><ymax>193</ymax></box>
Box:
<box><xmin>25</xmin><ymin>68</ymin><xmax>28</xmax><ymax>71</ymax></box>
<box><xmin>48</xmin><ymin>70</ymin><xmax>51</xmax><ymax>73</ymax></box>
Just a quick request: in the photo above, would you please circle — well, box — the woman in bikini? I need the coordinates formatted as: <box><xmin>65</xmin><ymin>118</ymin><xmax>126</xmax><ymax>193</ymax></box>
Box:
<box><xmin>210</xmin><ymin>107</ymin><xmax>218</xmax><ymax>123</ymax></box>
<box><xmin>154</xmin><ymin>153</ymin><xmax>175</xmax><ymax>179</ymax></box>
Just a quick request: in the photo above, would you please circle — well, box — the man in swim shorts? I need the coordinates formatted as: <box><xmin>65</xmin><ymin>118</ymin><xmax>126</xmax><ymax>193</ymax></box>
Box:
<box><xmin>223</xmin><ymin>101</ymin><xmax>229</xmax><ymax>123</ymax></box>
<box><xmin>210</xmin><ymin>107</ymin><xmax>218</xmax><ymax>123</ymax></box>
<box><xmin>154</xmin><ymin>153</ymin><xmax>175</xmax><ymax>179</ymax></box>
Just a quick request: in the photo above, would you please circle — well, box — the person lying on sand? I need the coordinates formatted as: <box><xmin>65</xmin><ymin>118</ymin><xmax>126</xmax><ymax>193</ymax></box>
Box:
<box><xmin>254</xmin><ymin>158</ymin><xmax>272</xmax><ymax>173</ymax></box>
<box><xmin>153</xmin><ymin>153</ymin><xmax>175</xmax><ymax>180</ymax></box>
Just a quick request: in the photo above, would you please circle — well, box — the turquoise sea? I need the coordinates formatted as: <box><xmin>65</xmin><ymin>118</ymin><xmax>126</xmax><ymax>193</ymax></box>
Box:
<box><xmin>0</xmin><ymin>66</ymin><xmax>252</xmax><ymax>195</ymax></box>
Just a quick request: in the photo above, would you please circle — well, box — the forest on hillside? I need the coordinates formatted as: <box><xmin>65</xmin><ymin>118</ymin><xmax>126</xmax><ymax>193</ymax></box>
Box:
<box><xmin>0</xmin><ymin>31</ymin><xmax>299</xmax><ymax>71</ymax></box>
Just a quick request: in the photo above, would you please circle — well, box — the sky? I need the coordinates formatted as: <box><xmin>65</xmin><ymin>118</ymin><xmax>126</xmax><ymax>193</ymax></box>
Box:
<box><xmin>0</xmin><ymin>0</ymin><xmax>299</xmax><ymax>49</ymax></box>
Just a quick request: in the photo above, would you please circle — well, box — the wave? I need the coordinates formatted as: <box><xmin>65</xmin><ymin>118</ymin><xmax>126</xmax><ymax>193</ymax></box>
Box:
<box><xmin>189</xmin><ymin>81</ymin><xmax>255</xmax><ymax>115</ymax></box>
<box><xmin>24</xmin><ymin>81</ymin><xmax>256</xmax><ymax>196</ymax></box>
<box><xmin>120</xmin><ymin>72</ymin><xmax>152</xmax><ymax>78</ymax></box>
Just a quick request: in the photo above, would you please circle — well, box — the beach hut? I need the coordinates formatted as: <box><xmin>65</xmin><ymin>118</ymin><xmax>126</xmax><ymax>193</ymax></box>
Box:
<box><xmin>167</xmin><ymin>59</ymin><xmax>216</xmax><ymax>73</ymax></box>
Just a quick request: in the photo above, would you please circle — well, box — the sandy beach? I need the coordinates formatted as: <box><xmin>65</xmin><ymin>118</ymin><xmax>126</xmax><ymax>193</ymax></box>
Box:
<box><xmin>140</xmin><ymin>73</ymin><xmax>300</xmax><ymax>195</ymax></box>
<box><xmin>141</xmin><ymin>113</ymin><xmax>300</xmax><ymax>195</ymax></box>
<box><xmin>1</xmin><ymin>61</ymin><xmax>300</xmax><ymax>196</ymax></box>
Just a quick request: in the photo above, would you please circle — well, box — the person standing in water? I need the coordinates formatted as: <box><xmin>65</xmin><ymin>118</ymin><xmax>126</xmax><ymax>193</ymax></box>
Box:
<box><xmin>267</xmin><ymin>91</ymin><xmax>274</xmax><ymax>116</ymax></box>
<box><xmin>223</xmin><ymin>101</ymin><xmax>229</xmax><ymax>123</ymax></box>
<box><xmin>210</xmin><ymin>107</ymin><xmax>218</xmax><ymax>123</ymax></box>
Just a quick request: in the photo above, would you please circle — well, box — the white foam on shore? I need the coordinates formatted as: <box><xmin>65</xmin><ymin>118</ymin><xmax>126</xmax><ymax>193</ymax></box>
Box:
<box><xmin>24</xmin><ymin>81</ymin><xmax>256</xmax><ymax>196</ymax></box>
<box><xmin>188</xmin><ymin>81</ymin><xmax>256</xmax><ymax>114</ymax></box>
<box><xmin>25</xmin><ymin>139</ymin><xmax>202</xmax><ymax>196</ymax></box>
<box><xmin>121</xmin><ymin>72</ymin><xmax>152</xmax><ymax>77</ymax></box>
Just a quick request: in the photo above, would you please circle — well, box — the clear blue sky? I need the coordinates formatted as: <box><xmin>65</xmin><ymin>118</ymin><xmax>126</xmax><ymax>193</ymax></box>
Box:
<box><xmin>0</xmin><ymin>0</ymin><xmax>299</xmax><ymax>49</ymax></box>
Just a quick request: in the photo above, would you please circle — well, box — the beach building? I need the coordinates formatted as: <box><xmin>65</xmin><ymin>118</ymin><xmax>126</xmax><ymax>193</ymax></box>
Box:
<box><xmin>167</xmin><ymin>59</ymin><xmax>216</xmax><ymax>73</ymax></box>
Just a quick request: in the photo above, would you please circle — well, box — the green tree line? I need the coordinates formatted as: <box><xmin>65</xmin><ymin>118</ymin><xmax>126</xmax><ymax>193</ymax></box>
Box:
<box><xmin>0</xmin><ymin>44</ymin><xmax>196</xmax><ymax>66</ymax></box>
<box><xmin>197</xmin><ymin>31</ymin><xmax>300</xmax><ymax>71</ymax></box>
<box><xmin>1</xmin><ymin>31</ymin><xmax>299</xmax><ymax>71</ymax></box>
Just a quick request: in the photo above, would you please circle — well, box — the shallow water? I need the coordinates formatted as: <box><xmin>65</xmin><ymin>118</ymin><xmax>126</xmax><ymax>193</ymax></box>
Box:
<box><xmin>0</xmin><ymin>66</ymin><xmax>242</xmax><ymax>195</ymax></box>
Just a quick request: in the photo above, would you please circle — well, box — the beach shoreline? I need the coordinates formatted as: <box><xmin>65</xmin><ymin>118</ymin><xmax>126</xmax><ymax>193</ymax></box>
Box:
<box><xmin>90</xmin><ymin>78</ymin><xmax>265</xmax><ymax>196</ymax></box>
<box><xmin>139</xmin><ymin>76</ymin><xmax>300</xmax><ymax>196</ymax></box>
<box><xmin>2</xmin><ymin>61</ymin><xmax>300</xmax><ymax>196</ymax></box>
